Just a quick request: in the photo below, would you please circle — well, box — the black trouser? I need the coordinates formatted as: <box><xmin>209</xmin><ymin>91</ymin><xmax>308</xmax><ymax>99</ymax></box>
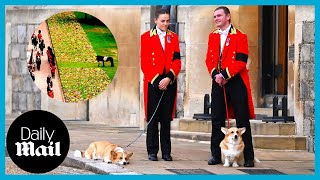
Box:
<box><xmin>146</xmin><ymin>81</ymin><xmax>177</xmax><ymax>156</ymax></box>
<box><xmin>210</xmin><ymin>74</ymin><xmax>254</xmax><ymax>162</ymax></box>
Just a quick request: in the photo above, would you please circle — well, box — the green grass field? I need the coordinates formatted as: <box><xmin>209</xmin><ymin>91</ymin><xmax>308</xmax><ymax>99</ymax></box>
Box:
<box><xmin>74</xmin><ymin>12</ymin><xmax>118</xmax><ymax>80</ymax></box>
<box><xmin>47</xmin><ymin>12</ymin><xmax>118</xmax><ymax>102</ymax></box>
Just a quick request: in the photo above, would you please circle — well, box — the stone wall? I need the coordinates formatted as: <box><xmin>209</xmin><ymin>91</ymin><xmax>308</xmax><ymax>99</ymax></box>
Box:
<box><xmin>299</xmin><ymin>21</ymin><xmax>314</xmax><ymax>152</ymax></box>
<box><xmin>294</xmin><ymin>6</ymin><xmax>314</xmax><ymax>152</ymax></box>
<box><xmin>176</xmin><ymin>22</ymin><xmax>186</xmax><ymax>118</ymax></box>
<box><xmin>6</xmin><ymin>11</ymin><xmax>42</xmax><ymax>115</ymax></box>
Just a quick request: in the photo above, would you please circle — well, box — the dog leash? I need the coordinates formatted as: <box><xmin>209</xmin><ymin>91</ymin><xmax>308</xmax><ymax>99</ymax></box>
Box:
<box><xmin>125</xmin><ymin>91</ymin><xmax>165</xmax><ymax>148</ymax></box>
<box><xmin>223</xmin><ymin>86</ymin><xmax>231</xmax><ymax>129</ymax></box>
<box><xmin>218</xmin><ymin>44</ymin><xmax>230</xmax><ymax>129</ymax></box>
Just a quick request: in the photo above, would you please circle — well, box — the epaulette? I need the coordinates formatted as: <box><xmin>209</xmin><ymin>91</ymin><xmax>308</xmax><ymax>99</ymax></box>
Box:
<box><xmin>212</xmin><ymin>29</ymin><xmax>219</xmax><ymax>34</ymax></box>
<box><xmin>230</xmin><ymin>26</ymin><xmax>237</xmax><ymax>35</ymax></box>
<box><xmin>150</xmin><ymin>28</ymin><xmax>157</xmax><ymax>37</ymax></box>
<box><xmin>166</xmin><ymin>29</ymin><xmax>175</xmax><ymax>35</ymax></box>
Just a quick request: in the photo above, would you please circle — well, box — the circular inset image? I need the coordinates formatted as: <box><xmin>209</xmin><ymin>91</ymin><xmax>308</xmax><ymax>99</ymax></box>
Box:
<box><xmin>27</xmin><ymin>11</ymin><xmax>118</xmax><ymax>103</ymax></box>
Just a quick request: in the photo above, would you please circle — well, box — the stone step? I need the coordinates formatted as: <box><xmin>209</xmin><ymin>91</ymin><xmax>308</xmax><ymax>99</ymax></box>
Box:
<box><xmin>173</xmin><ymin>119</ymin><xmax>296</xmax><ymax>135</ymax></box>
<box><xmin>170</xmin><ymin>131</ymin><xmax>307</xmax><ymax>150</ymax></box>
<box><xmin>255</xmin><ymin>107</ymin><xmax>274</xmax><ymax>117</ymax></box>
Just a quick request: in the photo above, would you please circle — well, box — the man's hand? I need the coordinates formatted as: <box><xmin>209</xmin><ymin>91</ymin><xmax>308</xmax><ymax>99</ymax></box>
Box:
<box><xmin>221</xmin><ymin>79</ymin><xmax>228</xmax><ymax>86</ymax></box>
<box><xmin>214</xmin><ymin>73</ymin><xmax>225</xmax><ymax>86</ymax></box>
<box><xmin>159</xmin><ymin>77</ymin><xmax>171</xmax><ymax>90</ymax></box>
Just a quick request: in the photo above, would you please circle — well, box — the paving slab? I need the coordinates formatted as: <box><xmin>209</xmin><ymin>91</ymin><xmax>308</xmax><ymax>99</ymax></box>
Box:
<box><xmin>5</xmin><ymin>118</ymin><xmax>315</xmax><ymax>175</ymax></box>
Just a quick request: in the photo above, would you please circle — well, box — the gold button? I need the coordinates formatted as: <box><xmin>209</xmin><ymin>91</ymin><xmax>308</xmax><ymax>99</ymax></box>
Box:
<box><xmin>210</xmin><ymin>50</ymin><xmax>212</xmax><ymax>52</ymax></box>
<box><xmin>233</xmin><ymin>51</ymin><xmax>235</xmax><ymax>54</ymax></box>
<box><xmin>152</xmin><ymin>58</ymin><xmax>155</xmax><ymax>60</ymax></box>
<box><xmin>232</xmin><ymin>56</ymin><xmax>234</xmax><ymax>59</ymax></box>
<box><xmin>211</xmin><ymin>55</ymin><xmax>213</xmax><ymax>57</ymax></box>
<box><xmin>152</xmin><ymin>52</ymin><xmax>154</xmax><ymax>55</ymax></box>
<box><xmin>153</xmin><ymin>63</ymin><xmax>155</xmax><ymax>66</ymax></box>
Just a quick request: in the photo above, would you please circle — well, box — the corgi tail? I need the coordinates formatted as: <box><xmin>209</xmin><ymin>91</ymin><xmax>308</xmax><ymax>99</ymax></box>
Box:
<box><xmin>254</xmin><ymin>157</ymin><xmax>261</xmax><ymax>163</ymax></box>
<box><xmin>74</xmin><ymin>150</ymin><xmax>84</xmax><ymax>158</ymax></box>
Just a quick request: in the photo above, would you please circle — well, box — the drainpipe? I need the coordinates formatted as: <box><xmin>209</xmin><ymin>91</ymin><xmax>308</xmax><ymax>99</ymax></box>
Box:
<box><xmin>169</xmin><ymin>6</ymin><xmax>178</xmax><ymax>33</ymax></box>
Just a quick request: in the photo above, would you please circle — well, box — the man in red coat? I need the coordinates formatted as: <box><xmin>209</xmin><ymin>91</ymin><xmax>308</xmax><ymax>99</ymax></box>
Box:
<box><xmin>140</xmin><ymin>8</ymin><xmax>181</xmax><ymax>161</ymax></box>
<box><xmin>205</xmin><ymin>6</ymin><xmax>255</xmax><ymax>167</ymax></box>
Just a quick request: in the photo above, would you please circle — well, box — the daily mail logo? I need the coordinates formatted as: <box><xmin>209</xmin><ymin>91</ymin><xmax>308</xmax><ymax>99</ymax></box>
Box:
<box><xmin>15</xmin><ymin>127</ymin><xmax>61</xmax><ymax>157</ymax></box>
<box><xmin>6</xmin><ymin>110</ymin><xmax>69</xmax><ymax>173</ymax></box>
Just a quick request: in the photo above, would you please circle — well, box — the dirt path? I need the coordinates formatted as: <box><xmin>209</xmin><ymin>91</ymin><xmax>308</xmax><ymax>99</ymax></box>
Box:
<box><xmin>28</xmin><ymin>21</ymin><xmax>64</xmax><ymax>101</ymax></box>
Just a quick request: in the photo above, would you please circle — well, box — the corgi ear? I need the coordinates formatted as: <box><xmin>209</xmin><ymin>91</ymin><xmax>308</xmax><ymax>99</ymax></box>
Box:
<box><xmin>221</xmin><ymin>127</ymin><xmax>228</xmax><ymax>134</ymax></box>
<box><xmin>111</xmin><ymin>150</ymin><xmax>117</xmax><ymax>160</ymax></box>
<box><xmin>126</xmin><ymin>152</ymin><xmax>133</xmax><ymax>159</ymax></box>
<box><xmin>239</xmin><ymin>127</ymin><xmax>246</xmax><ymax>135</ymax></box>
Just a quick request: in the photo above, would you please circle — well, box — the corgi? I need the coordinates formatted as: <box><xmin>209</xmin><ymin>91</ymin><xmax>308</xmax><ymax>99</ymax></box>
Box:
<box><xmin>96</xmin><ymin>56</ymin><xmax>114</xmax><ymax>67</ymax></box>
<box><xmin>220</xmin><ymin>127</ymin><xmax>246</xmax><ymax>167</ymax></box>
<box><xmin>74</xmin><ymin>141</ymin><xmax>133</xmax><ymax>165</ymax></box>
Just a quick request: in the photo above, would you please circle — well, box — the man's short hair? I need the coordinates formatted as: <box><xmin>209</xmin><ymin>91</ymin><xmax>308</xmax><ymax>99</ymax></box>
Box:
<box><xmin>214</xmin><ymin>6</ymin><xmax>231</xmax><ymax>23</ymax></box>
<box><xmin>155</xmin><ymin>8</ymin><xmax>170</xmax><ymax>19</ymax></box>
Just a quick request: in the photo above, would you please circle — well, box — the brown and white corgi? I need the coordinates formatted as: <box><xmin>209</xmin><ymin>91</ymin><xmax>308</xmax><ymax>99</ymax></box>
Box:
<box><xmin>220</xmin><ymin>127</ymin><xmax>246</xmax><ymax>167</ymax></box>
<box><xmin>74</xmin><ymin>141</ymin><xmax>133</xmax><ymax>165</ymax></box>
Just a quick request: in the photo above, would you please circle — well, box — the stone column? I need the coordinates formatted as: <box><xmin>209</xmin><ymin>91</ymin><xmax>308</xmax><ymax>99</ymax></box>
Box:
<box><xmin>139</xmin><ymin>6</ymin><xmax>151</xmax><ymax>129</ymax></box>
<box><xmin>294</xmin><ymin>6</ymin><xmax>314</xmax><ymax>152</ymax></box>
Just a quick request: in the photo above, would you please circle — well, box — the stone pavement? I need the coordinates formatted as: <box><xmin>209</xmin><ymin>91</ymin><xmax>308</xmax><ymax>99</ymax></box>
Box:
<box><xmin>6</xmin><ymin>157</ymin><xmax>95</xmax><ymax>175</ymax></box>
<box><xmin>5</xmin><ymin>118</ymin><xmax>314</xmax><ymax>175</ymax></box>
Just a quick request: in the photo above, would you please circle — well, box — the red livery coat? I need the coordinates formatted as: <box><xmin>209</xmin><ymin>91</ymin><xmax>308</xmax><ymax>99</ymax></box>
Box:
<box><xmin>140</xmin><ymin>28</ymin><xmax>181</xmax><ymax>120</ymax></box>
<box><xmin>205</xmin><ymin>25</ymin><xmax>255</xmax><ymax>119</ymax></box>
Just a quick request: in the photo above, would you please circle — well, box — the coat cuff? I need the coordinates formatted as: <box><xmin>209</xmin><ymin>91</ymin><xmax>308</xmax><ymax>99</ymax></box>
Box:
<box><xmin>151</xmin><ymin>74</ymin><xmax>159</xmax><ymax>84</ymax></box>
<box><xmin>220</xmin><ymin>67</ymin><xmax>231</xmax><ymax>80</ymax></box>
<box><xmin>167</xmin><ymin>69</ymin><xmax>176</xmax><ymax>82</ymax></box>
<box><xmin>151</xmin><ymin>74</ymin><xmax>162</xmax><ymax>87</ymax></box>
<box><xmin>211</xmin><ymin>68</ymin><xmax>219</xmax><ymax>79</ymax></box>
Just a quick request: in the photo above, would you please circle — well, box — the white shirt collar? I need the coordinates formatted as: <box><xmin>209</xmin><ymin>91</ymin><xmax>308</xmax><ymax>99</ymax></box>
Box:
<box><xmin>156</xmin><ymin>26</ymin><xmax>166</xmax><ymax>37</ymax></box>
<box><xmin>218</xmin><ymin>24</ymin><xmax>232</xmax><ymax>35</ymax></box>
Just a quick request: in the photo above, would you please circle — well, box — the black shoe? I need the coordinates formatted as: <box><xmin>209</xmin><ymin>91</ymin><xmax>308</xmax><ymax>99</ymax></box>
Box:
<box><xmin>208</xmin><ymin>156</ymin><xmax>221</xmax><ymax>165</ymax></box>
<box><xmin>162</xmin><ymin>154</ymin><xmax>173</xmax><ymax>161</ymax></box>
<box><xmin>148</xmin><ymin>154</ymin><xmax>158</xmax><ymax>161</ymax></box>
<box><xmin>244</xmin><ymin>160</ymin><xmax>254</xmax><ymax>167</ymax></box>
